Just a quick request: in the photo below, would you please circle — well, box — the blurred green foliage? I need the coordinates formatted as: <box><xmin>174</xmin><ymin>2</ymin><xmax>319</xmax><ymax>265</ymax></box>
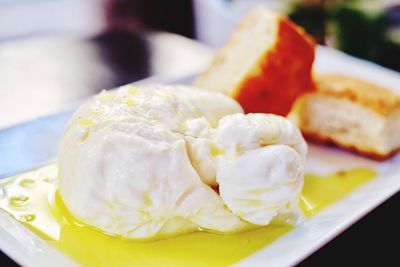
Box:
<box><xmin>288</xmin><ymin>0</ymin><xmax>400</xmax><ymax>71</ymax></box>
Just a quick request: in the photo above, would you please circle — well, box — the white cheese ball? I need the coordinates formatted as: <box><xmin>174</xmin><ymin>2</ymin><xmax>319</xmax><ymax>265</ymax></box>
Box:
<box><xmin>58</xmin><ymin>84</ymin><xmax>307</xmax><ymax>239</ymax></box>
<box><xmin>59</xmin><ymin>85</ymin><xmax>246</xmax><ymax>239</ymax></box>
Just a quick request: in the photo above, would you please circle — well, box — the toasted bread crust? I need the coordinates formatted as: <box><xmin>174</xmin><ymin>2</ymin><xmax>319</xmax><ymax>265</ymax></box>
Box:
<box><xmin>235</xmin><ymin>17</ymin><xmax>315</xmax><ymax>115</ymax></box>
<box><xmin>315</xmin><ymin>74</ymin><xmax>400</xmax><ymax>116</ymax></box>
<box><xmin>194</xmin><ymin>8</ymin><xmax>315</xmax><ymax>116</ymax></box>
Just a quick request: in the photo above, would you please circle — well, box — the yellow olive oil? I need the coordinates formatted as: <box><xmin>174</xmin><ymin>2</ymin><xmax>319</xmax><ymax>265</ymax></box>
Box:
<box><xmin>301</xmin><ymin>168</ymin><xmax>376</xmax><ymax>216</ymax></box>
<box><xmin>0</xmin><ymin>165</ymin><xmax>376</xmax><ymax>267</ymax></box>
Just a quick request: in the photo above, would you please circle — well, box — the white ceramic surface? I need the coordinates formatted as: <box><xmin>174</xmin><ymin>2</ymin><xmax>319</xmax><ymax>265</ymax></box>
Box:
<box><xmin>1</xmin><ymin>46</ymin><xmax>400</xmax><ymax>267</ymax></box>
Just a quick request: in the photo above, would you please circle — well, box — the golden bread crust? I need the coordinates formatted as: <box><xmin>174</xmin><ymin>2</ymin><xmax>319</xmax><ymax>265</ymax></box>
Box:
<box><xmin>194</xmin><ymin>7</ymin><xmax>315</xmax><ymax>116</ymax></box>
<box><xmin>234</xmin><ymin>17</ymin><xmax>315</xmax><ymax>115</ymax></box>
<box><xmin>315</xmin><ymin>74</ymin><xmax>400</xmax><ymax>116</ymax></box>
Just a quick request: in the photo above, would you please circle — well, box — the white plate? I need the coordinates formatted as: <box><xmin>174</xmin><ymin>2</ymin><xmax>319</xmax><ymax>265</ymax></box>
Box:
<box><xmin>1</xmin><ymin>46</ymin><xmax>400</xmax><ymax>267</ymax></box>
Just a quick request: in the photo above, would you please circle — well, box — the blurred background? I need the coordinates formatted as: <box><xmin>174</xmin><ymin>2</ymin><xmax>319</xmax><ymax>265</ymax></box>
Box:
<box><xmin>195</xmin><ymin>0</ymin><xmax>400</xmax><ymax>73</ymax></box>
<box><xmin>3</xmin><ymin>0</ymin><xmax>399</xmax><ymax>65</ymax></box>
<box><xmin>1</xmin><ymin>0</ymin><xmax>399</xmax><ymax>128</ymax></box>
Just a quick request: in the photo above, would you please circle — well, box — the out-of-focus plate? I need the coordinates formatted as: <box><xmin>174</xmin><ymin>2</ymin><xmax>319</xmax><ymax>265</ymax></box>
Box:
<box><xmin>0</xmin><ymin>46</ymin><xmax>400</xmax><ymax>267</ymax></box>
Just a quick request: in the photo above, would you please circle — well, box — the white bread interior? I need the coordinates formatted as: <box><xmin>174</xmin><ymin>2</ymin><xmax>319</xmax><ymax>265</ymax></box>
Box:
<box><xmin>289</xmin><ymin>93</ymin><xmax>400</xmax><ymax>158</ymax></box>
<box><xmin>193</xmin><ymin>8</ymin><xmax>279</xmax><ymax>95</ymax></box>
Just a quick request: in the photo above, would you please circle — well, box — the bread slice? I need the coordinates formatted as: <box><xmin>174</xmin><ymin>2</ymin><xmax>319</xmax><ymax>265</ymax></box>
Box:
<box><xmin>288</xmin><ymin>74</ymin><xmax>400</xmax><ymax>159</ymax></box>
<box><xmin>193</xmin><ymin>7</ymin><xmax>315</xmax><ymax>116</ymax></box>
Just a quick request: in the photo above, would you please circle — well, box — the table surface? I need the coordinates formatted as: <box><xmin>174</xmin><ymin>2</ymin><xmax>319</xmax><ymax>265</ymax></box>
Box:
<box><xmin>0</xmin><ymin>30</ymin><xmax>211</xmax><ymax>129</ymax></box>
<box><xmin>0</xmin><ymin>31</ymin><xmax>399</xmax><ymax>266</ymax></box>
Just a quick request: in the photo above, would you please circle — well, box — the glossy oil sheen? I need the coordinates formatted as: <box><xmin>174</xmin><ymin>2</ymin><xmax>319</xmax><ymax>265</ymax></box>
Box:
<box><xmin>300</xmin><ymin>168</ymin><xmax>376</xmax><ymax>216</ymax></box>
<box><xmin>0</xmin><ymin>165</ymin><xmax>376</xmax><ymax>267</ymax></box>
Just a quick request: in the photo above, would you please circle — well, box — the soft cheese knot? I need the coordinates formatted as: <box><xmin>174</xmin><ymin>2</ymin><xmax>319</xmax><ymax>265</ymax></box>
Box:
<box><xmin>59</xmin><ymin>84</ymin><xmax>307</xmax><ymax>239</ymax></box>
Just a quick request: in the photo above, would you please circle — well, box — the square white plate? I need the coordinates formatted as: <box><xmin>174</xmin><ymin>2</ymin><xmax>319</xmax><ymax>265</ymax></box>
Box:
<box><xmin>0</xmin><ymin>46</ymin><xmax>400</xmax><ymax>267</ymax></box>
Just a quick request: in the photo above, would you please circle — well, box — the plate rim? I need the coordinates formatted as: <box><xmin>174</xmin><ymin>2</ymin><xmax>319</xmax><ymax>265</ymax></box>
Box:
<box><xmin>0</xmin><ymin>46</ymin><xmax>400</xmax><ymax>267</ymax></box>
